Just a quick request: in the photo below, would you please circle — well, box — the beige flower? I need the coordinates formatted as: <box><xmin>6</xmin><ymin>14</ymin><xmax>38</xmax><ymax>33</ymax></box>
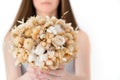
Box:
<box><xmin>47</xmin><ymin>26</ymin><xmax>57</xmax><ymax>35</ymax></box>
<box><xmin>28</xmin><ymin>54</ymin><xmax>36</xmax><ymax>63</ymax></box>
<box><xmin>24</xmin><ymin>28</ymin><xmax>32</xmax><ymax>38</ymax></box>
<box><xmin>47</xmin><ymin>50</ymin><xmax>55</xmax><ymax>58</ymax></box>
<box><xmin>46</xmin><ymin>60</ymin><xmax>53</xmax><ymax>66</ymax></box>
<box><xmin>38</xmin><ymin>54</ymin><xmax>48</xmax><ymax>62</ymax></box>
<box><xmin>35</xmin><ymin>57</ymin><xmax>45</xmax><ymax>67</ymax></box>
<box><xmin>54</xmin><ymin>24</ymin><xmax>64</xmax><ymax>34</ymax></box>
<box><xmin>47</xmin><ymin>25</ymin><xmax>64</xmax><ymax>35</ymax></box>
<box><xmin>52</xmin><ymin>35</ymin><xmax>65</xmax><ymax>47</ymax></box>
<box><xmin>23</xmin><ymin>38</ymin><xmax>35</xmax><ymax>50</ymax></box>
<box><xmin>35</xmin><ymin>44</ymin><xmax>45</xmax><ymax>55</ymax></box>
<box><xmin>14</xmin><ymin>37</ymin><xmax>24</xmax><ymax>47</ymax></box>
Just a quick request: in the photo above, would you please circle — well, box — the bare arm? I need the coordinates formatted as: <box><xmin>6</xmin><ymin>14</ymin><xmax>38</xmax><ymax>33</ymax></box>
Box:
<box><xmin>75</xmin><ymin>30</ymin><xmax>91</xmax><ymax>80</ymax></box>
<box><xmin>3</xmin><ymin>32</ymin><xmax>21</xmax><ymax>80</ymax></box>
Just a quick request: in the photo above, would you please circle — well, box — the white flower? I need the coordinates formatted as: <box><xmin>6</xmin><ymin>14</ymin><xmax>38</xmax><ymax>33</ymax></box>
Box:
<box><xmin>39</xmin><ymin>54</ymin><xmax>48</xmax><ymax>62</ymax></box>
<box><xmin>47</xmin><ymin>26</ymin><xmax>57</xmax><ymax>34</ymax></box>
<box><xmin>47</xmin><ymin>25</ymin><xmax>64</xmax><ymax>35</ymax></box>
<box><xmin>39</xmin><ymin>34</ymin><xmax>45</xmax><ymax>39</ymax></box>
<box><xmin>35</xmin><ymin>44</ymin><xmax>45</xmax><ymax>55</ymax></box>
<box><xmin>52</xmin><ymin>35</ymin><xmax>66</xmax><ymax>47</ymax></box>
<box><xmin>35</xmin><ymin>57</ymin><xmax>45</xmax><ymax>67</ymax></box>
<box><xmin>54</xmin><ymin>24</ymin><xmax>64</xmax><ymax>33</ymax></box>
<box><xmin>47</xmin><ymin>50</ymin><xmax>55</xmax><ymax>58</ymax></box>
<box><xmin>28</xmin><ymin>54</ymin><xmax>36</xmax><ymax>63</ymax></box>
<box><xmin>29</xmin><ymin>49</ymin><xmax>35</xmax><ymax>54</ymax></box>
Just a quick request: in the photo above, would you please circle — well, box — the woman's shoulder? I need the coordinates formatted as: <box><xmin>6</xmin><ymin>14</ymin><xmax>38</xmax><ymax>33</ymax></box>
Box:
<box><xmin>77</xmin><ymin>29</ymin><xmax>90</xmax><ymax>50</ymax></box>
<box><xmin>77</xmin><ymin>29</ymin><xmax>89</xmax><ymax>41</ymax></box>
<box><xmin>4</xmin><ymin>31</ymin><xmax>12</xmax><ymax>42</ymax></box>
<box><xmin>3</xmin><ymin>32</ymin><xmax>12</xmax><ymax>49</ymax></box>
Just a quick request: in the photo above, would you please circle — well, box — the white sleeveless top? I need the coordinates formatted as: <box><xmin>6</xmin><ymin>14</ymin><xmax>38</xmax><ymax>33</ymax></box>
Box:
<box><xmin>21</xmin><ymin>59</ymin><xmax>75</xmax><ymax>74</ymax></box>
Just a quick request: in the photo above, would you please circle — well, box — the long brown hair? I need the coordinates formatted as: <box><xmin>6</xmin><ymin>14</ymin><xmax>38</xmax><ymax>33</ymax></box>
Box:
<box><xmin>12</xmin><ymin>0</ymin><xmax>77</xmax><ymax>29</ymax></box>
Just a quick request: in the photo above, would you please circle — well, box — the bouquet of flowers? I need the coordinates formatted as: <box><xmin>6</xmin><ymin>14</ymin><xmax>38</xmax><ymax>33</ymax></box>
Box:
<box><xmin>10</xmin><ymin>16</ymin><xmax>78</xmax><ymax>70</ymax></box>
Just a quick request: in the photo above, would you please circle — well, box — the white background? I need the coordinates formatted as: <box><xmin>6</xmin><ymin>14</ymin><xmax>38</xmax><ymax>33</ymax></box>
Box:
<box><xmin>0</xmin><ymin>0</ymin><xmax>120</xmax><ymax>80</ymax></box>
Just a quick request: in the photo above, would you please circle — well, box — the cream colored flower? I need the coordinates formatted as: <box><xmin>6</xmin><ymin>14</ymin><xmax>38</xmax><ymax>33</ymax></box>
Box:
<box><xmin>46</xmin><ymin>60</ymin><xmax>53</xmax><ymax>66</ymax></box>
<box><xmin>51</xmin><ymin>16</ymin><xmax>58</xmax><ymax>23</ymax></box>
<box><xmin>52</xmin><ymin>35</ymin><xmax>65</xmax><ymax>47</ymax></box>
<box><xmin>54</xmin><ymin>24</ymin><xmax>64</xmax><ymax>34</ymax></box>
<box><xmin>35</xmin><ymin>44</ymin><xmax>45</xmax><ymax>55</ymax></box>
<box><xmin>24</xmin><ymin>28</ymin><xmax>32</xmax><ymax>38</ymax></box>
<box><xmin>14</xmin><ymin>37</ymin><xmax>24</xmax><ymax>47</ymax></box>
<box><xmin>35</xmin><ymin>57</ymin><xmax>45</xmax><ymax>67</ymax></box>
<box><xmin>47</xmin><ymin>25</ymin><xmax>64</xmax><ymax>35</ymax></box>
<box><xmin>47</xmin><ymin>50</ymin><xmax>55</xmax><ymax>58</ymax></box>
<box><xmin>23</xmin><ymin>38</ymin><xmax>35</xmax><ymax>50</ymax></box>
<box><xmin>28</xmin><ymin>54</ymin><xmax>36</xmax><ymax>63</ymax></box>
<box><xmin>47</xmin><ymin>26</ymin><xmax>57</xmax><ymax>35</ymax></box>
<box><xmin>39</xmin><ymin>34</ymin><xmax>45</xmax><ymax>39</ymax></box>
<box><xmin>37</xmin><ymin>54</ymin><xmax>48</xmax><ymax>62</ymax></box>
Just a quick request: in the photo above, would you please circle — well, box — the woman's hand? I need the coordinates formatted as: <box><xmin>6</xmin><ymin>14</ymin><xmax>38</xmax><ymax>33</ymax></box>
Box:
<box><xmin>43</xmin><ymin>69</ymin><xmax>69</xmax><ymax>80</ymax></box>
<box><xmin>17</xmin><ymin>66</ymin><xmax>46</xmax><ymax>80</ymax></box>
<box><xmin>17</xmin><ymin>65</ymin><xmax>80</xmax><ymax>80</ymax></box>
<box><xmin>40</xmin><ymin>66</ymin><xmax>76</xmax><ymax>80</ymax></box>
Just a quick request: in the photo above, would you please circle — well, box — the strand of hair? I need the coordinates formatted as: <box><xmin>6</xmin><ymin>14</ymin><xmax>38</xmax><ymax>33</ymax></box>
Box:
<box><xmin>61</xmin><ymin>11</ymin><xmax>69</xmax><ymax>19</ymax></box>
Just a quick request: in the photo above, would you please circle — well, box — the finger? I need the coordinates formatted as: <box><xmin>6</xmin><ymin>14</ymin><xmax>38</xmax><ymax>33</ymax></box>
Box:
<box><xmin>29</xmin><ymin>72</ymin><xmax>45</xmax><ymax>80</ymax></box>
<box><xmin>22</xmin><ymin>72</ymin><xmax>33</xmax><ymax>80</ymax></box>
<box><xmin>37</xmin><ymin>73</ymin><xmax>49</xmax><ymax>80</ymax></box>
<box><xmin>28</xmin><ymin>72</ymin><xmax>38</xmax><ymax>79</ymax></box>
<box><xmin>45</xmin><ymin>69</ymin><xmax>64</xmax><ymax>77</ymax></box>
<box><xmin>27</xmin><ymin>66</ymin><xmax>36</xmax><ymax>73</ymax></box>
<box><xmin>26</xmin><ymin>66</ymin><xmax>40</xmax><ymax>78</ymax></box>
<box><xmin>44</xmin><ymin>73</ymin><xmax>62</xmax><ymax>80</ymax></box>
<box><xmin>27</xmin><ymin>66</ymin><xmax>43</xmax><ymax>75</ymax></box>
